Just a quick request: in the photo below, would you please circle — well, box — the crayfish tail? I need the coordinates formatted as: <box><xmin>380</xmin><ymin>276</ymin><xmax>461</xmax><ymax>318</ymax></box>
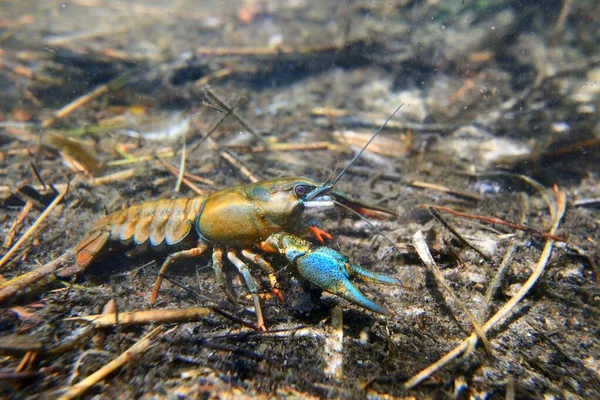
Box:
<box><xmin>55</xmin><ymin>229</ymin><xmax>109</xmax><ymax>279</ymax></box>
<box><xmin>74</xmin><ymin>230</ymin><xmax>111</xmax><ymax>268</ymax></box>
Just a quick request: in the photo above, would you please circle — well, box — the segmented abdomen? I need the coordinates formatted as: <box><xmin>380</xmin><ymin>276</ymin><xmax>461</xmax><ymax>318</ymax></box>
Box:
<box><xmin>75</xmin><ymin>196</ymin><xmax>206</xmax><ymax>267</ymax></box>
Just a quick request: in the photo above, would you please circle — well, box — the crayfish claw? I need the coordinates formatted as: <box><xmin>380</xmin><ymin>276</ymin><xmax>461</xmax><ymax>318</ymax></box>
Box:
<box><xmin>295</xmin><ymin>247</ymin><xmax>389</xmax><ymax>315</ymax></box>
<box><xmin>346</xmin><ymin>263</ymin><xmax>402</xmax><ymax>286</ymax></box>
<box><xmin>261</xmin><ymin>232</ymin><xmax>399</xmax><ymax>316</ymax></box>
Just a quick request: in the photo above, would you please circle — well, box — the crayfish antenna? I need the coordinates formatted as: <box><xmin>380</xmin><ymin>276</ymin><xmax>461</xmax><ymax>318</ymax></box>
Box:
<box><xmin>333</xmin><ymin>199</ymin><xmax>399</xmax><ymax>253</ymax></box>
<box><xmin>305</xmin><ymin>103</ymin><xmax>403</xmax><ymax>202</ymax></box>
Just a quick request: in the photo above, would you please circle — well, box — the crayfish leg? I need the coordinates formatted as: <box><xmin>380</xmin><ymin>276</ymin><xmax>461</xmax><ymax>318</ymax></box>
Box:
<box><xmin>241</xmin><ymin>249</ymin><xmax>284</xmax><ymax>303</ymax></box>
<box><xmin>213</xmin><ymin>247</ymin><xmax>235</xmax><ymax>303</ymax></box>
<box><xmin>308</xmin><ymin>225</ymin><xmax>333</xmax><ymax>244</ymax></box>
<box><xmin>149</xmin><ymin>241</ymin><xmax>209</xmax><ymax>305</ymax></box>
<box><xmin>226</xmin><ymin>250</ymin><xmax>266</xmax><ymax>331</ymax></box>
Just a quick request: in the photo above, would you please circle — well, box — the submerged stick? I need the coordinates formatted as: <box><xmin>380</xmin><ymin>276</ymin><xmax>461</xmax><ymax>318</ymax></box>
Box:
<box><xmin>0</xmin><ymin>186</ymin><xmax>68</xmax><ymax>269</ymax></box>
<box><xmin>410</xmin><ymin>180</ymin><xmax>481</xmax><ymax>202</ymax></box>
<box><xmin>0</xmin><ymin>251</ymin><xmax>74</xmax><ymax>303</ymax></box>
<box><xmin>57</xmin><ymin>327</ymin><xmax>164</xmax><ymax>400</ymax></box>
<box><xmin>413</xmin><ymin>230</ymin><xmax>492</xmax><ymax>355</ymax></box>
<box><xmin>41</xmin><ymin>75</ymin><xmax>129</xmax><ymax>129</ymax></box>
<box><xmin>428</xmin><ymin>207</ymin><xmax>493</xmax><ymax>262</ymax></box>
<box><xmin>204</xmin><ymin>87</ymin><xmax>266</xmax><ymax>145</ymax></box>
<box><xmin>65</xmin><ymin>307</ymin><xmax>211</xmax><ymax>327</ymax></box>
<box><xmin>219</xmin><ymin>150</ymin><xmax>259</xmax><ymax>183</ymax></box>
<box><xmin>3</xmin><ymin>200</ymin><xmax>34</xmax><ymax>248</ymax></box>
<box><xmin>405</xmin><ymin>189</ymin><xmax>566</xmax><ymax>389</ymax></box>
<box><xmin>323</xmin><ymin>306</ymin><xmax>344</xmax><ymax>380</ymax></box>
<box><xmin>420</xmin><ymin>204</ymin><xmax>566</xmax><ymax>242</ymax></box>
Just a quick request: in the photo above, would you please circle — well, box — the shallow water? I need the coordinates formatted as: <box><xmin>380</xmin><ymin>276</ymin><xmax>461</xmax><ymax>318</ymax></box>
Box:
<box><xmin>0</xmin><ymin>1</ymin><xmax>599</xmax><ymax>398</ymax></box>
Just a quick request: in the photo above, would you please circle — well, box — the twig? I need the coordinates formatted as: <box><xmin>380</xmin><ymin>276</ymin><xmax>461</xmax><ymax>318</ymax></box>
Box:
<box><xmin>0</xmin><ymin>334</ymin><xmax>43</xmax><ymax>355</ymax></box>
<box><xmin>412</xmin><ymin>230</ymin><xmax>492</xmax><ymax>355</ymax></box>
<box><xmin>99</xmin><ymin>0</ymin><xmax>216</xmax><ymax>22</ymax></box>
<box><xmin>43</xmin><ymin>21</ymin><xmax>140</xmax><ymax>46</ymax></box>
<box><xmin>188</xmin><ymin>96</ymin><xmax>243</xmax><ymax>154</ymax></box>
<box><xmin>196</xmin><ymin>42</ymin><xmax>348</xmax><ymax>57</ymax></box>
<box><xmin>204</xmin><ymin>87</ymin><xmax>266</xmax><ymax>145</ymax></box>
<box><xmin>57</xmin><ymin>327</ymin><xmax>164</xmax><ymax>400</ymax></box>
<box><xmin>311</xmin><ymin>108</ymin><xmax>461</xmax><ymax>133</ymax></box>
<box><xmin>173</xmin><ymin>170</ymin><xmax>215</xmax><ymax>185</ymax></box>
<box><xmin>3</xmin><ymin>200</ymin><xmax>34</xmax><ymax>249</ymax></box>
<box><xmin>506</xmin><ymin>377</ymin><xmax>516</xmax><ymax>400</ymax></box>
<box><xmin>157</xmin><ymin>157</ymin><xmax>206</xmax><ymax>195</ymax></box>
<box><xmin>226</xmin><ymin>142</ymin><xmax>332</xmax><ymax>153</ymax></box>
<box><xmin>573</xmin><ymin>197</ymin><xmax>600</xmax><ymax>207</ymax></box>
<box><xmin>552</xmin><ymin>0</ymin><xmax>574</xmax><ymax>35</ymax></box>
<box><xmin>0</xmin><ymin>57</ymin><xmax>35</xmax><ymax>79</ymax></box>
<box><xmin>480</xmin><ymin>193</ymin><xmax>529</xmax><ymax>322</ymax></box>
<box><xmin>540</xmin><ymin>137</ymin><xmax>600</xmax><ymax>161</ymax></box>
<box><xmin>107</xmin><ymin>148</ymin><xmax>174</xmax><ymax>167</ymax></box>
<box><xmin>91</xmin><ymin>169</ymin><xmax>136</xmax><ymax>186</ymax></box>
<box><xmin>194</xmin><ymin>67</ymin><xmax>235</xmax><ymax>88</ymax></box>
<box><xmin>30</xmin><ymin>161</ymin><xmax>50</xmax><ymax>192</ymax></box>
<box><xmin>151</xmin><ymin>276</ymin><xmax>260</xmax><ymax>331</ymax></box>
<box><xmin>15</xmin><ymin>350</ymin><xmax>36</xmax><ymax>372</ymax></box>
<box><xmin>65</xmin><ymin>307</ymin><xmax>211</xmax><ymax>327</ymax></box>
<box><xmin>41</xmin><ymin>75</ymin><xmax>130</xmax><ymax>128</ymax></box>
<box><xmin>467</xmin><ymin>193</ymin><xmax>529</xmax><ymax>356</ymax></box>
<box><xmin>208</xmin><ymin>305</ymin><xmax>262</xmax><ymax>331</ymax></box>
<box><xmin>174</xmin><ymin>133</ymin><xmax>186</xmax><ymax>193</ymax></box>
<box><xmin>420</xmin><ymin>204</ymin><xmax>566</xmax><ymax>242</ymax></box>
<box><xmin>428</xmin><ymin>207</ymin><xmax>493</xmax><ymax>262</ymax></box>
<box><xmin>219</xmin><ymin>150</ymin><xmax>259</xmax><ymax>183</ymax></box>
<box><xmin>404</xmin><ymin>188</ymin><xmax>566</xmax><ymax>388</ymax></box>
<box><xmin>0</xmin><ymin>251</ymin><xmax>75</xmax><ymax>303</ymax></box>
<box><xmin>323</xmin><ymin>306</ymin><xmax>344</xmax><ymax>380</ymax></box>
<box><xmin>66</xmin><ymin>350</ymin><xmax>111</xmax><ymax>386</ymax></box>
<box><xmin>410</xmin><ymin>180</ymin><xmax>481</xmax><ymax>202</ymax></box>
<box><xmin>0</xmin><ymin>185</ymin><xmax>68</xmax><ymax>269</ymax></box>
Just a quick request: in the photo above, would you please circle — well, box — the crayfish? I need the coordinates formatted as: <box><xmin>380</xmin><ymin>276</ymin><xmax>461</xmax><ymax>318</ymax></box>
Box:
<box><xmin>2</xmin><ymin>105</ymin><xmax>404</xmax><ymax>330</ymax></box>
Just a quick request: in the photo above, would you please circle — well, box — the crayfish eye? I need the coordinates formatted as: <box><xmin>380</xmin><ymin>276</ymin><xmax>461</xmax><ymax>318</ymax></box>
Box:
<box><xmin>294</xmin><ymin>184</ymin><xmax>312</xmax><ymax>198</ymax></box>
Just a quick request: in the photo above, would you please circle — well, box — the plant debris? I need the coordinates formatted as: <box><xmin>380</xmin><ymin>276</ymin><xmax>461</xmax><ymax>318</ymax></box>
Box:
<box><xmin>0</xmin><ymin>1</ymin><xmax>598</xmax><ymax>398</ymax></box>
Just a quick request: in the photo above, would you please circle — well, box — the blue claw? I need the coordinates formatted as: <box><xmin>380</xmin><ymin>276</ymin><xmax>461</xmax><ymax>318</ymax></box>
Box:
<box><xmin>296</xmin><ymin>248</ymin><xmax>389</xmax><ymax>315</ymax></box>
<box><xmin>261</xmin><ymin>233</ymin><xmax>400</xmax><ymax>316</ymax></box>
<box><xmin>346</xmin><ymin>263</ymin><xmax>402</xmax><ymax>286</ymax></box>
